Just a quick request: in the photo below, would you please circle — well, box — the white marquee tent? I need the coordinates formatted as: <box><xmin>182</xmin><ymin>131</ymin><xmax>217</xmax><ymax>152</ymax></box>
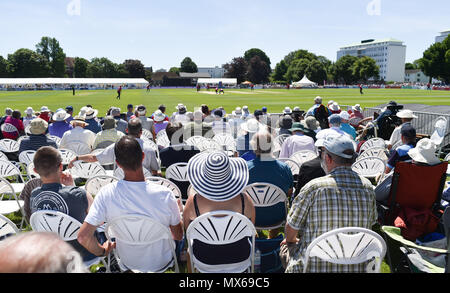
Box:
<box><xmin>292</xmin><ymin>76</ymin><xmax>318</xmax><ymax>88</ymax></box>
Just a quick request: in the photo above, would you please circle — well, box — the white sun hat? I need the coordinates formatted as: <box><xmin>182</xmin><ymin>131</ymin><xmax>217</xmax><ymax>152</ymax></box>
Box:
<box><xmin>408</xmin><ymin>138</ymin><xmax>441</xmax><ymax>165</ymax></box>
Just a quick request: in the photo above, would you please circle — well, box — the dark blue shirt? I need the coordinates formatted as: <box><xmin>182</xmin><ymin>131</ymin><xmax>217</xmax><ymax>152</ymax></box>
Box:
<box><xmin>18</xmin><ymin>135</ymin><xmax>58</xmax><ymax>153</ymax></box>
<box><xmin>84</xmin><ymin>118</ymin><xmax>102</xmax><ymax>134</ymax></box>
<box><xmin>387</xmin><ymin>143</ymin><xmax>415</xmax><ymax>170</ymax></box>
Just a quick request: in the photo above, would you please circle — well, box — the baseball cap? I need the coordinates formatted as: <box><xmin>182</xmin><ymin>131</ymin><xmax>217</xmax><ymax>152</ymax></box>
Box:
<box><xmin>401</xmin><ymin>123</ymin><xmax>416</xmax><ymax>138</ymax></box>
<box><xmin>127</xmin><ymin>104</ymin><xmax>133</xmax><ymax>109</ymax></box>
<box><xmin>262</xmin><ymin>107</ymin><xmax>267</xmax><ymax>113</ymax></box>
<box><xmin>328</xmin><ymin>114</ymin><xmax>342</xmax><ymax>125</ymax></box>
<box><xmin>111</xmin><ymin>107</ymin><xmax>121</xmax><ymax>116</ymax></box>
<box><xmin>322</xmin><ymin>134</ymin><xmax>356</xmax><ymax>159</ymax></box>
<box><xmin>65</xmin><ymin>106</ymin><xmax>73</xmax><ymax>112</ymax></box>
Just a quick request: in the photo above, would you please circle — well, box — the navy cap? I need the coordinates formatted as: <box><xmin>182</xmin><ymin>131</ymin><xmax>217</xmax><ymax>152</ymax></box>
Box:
<box><xmin>401</xmin><ymin>123</ymin><xmax>416</xmax><ymax>138</ymax></box>
<box><xmin>254</xmin><ymin>110</ymin><xmax>263</xmax><ymax>117</ymax></box>
<box><xmin>65</xmin><ymin>106</ymin><xmax>73</xmax><ymax>111</ymax></box>
<box><xmin>127</xmin><ymin>104</ymin><xmax>133</xmax><ymax>108</ymax></box>
<box><xmin>262</xmin><ymin>107</ymin><xmax>267</xmax><ymax>113</ymax></box>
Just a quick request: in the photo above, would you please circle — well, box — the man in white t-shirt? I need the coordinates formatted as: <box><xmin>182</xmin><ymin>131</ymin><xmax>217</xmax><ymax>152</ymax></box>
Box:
<box><xmin>387</xmin><ymin>110</ymin><xmax>417</xmax><ymax>151</ymax></box>
<box><xmin>77</xmin><ymin>136</ymin><xmax>183</xmax><ymax>272</ymax></box>
<box><xmin>67</xmin><ymin>118</ymin><xmax>160</xmax><ymax>175</ymax></box>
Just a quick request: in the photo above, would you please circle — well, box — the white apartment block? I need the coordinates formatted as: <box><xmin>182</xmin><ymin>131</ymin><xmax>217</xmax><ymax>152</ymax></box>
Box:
<box><xmin>337</xmin><ymin>38</ymin><xmax>407</xmax><ymax>82</ymax></box>
<box><xmin>405</xmin><ymin>69</ymin><xmax>430</xmax><ymax>83</ymax></box>
<box><xmin>435</xmin><ymin>30</ymin><xmax>450</xmax><ymax>43</ymax></box>
<box><xmin>198</xmin><ymin>66</ymin><xmax>226</xmax><ymax>78</ymax></box>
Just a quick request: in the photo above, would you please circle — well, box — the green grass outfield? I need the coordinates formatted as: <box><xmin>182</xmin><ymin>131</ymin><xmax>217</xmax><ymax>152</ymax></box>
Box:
<box><xmin>1</xmin><ymin>88</ymin><xmax>449</xmax><ymax>116</ymax></box>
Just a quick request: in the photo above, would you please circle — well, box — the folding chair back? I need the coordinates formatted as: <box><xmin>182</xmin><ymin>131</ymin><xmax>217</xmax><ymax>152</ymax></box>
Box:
<box><xmin>359</xmin><ymin>138</ymin><xmax>386</xmax><ymax>154</ymax></box>
<box><xmin>356</xmin><ymin>147</ymin><xmax>388</xmax><ymax>162</ymax></box>
<box><xmin>0</xmin><ymin>159</ymin><xmax>25</xmax><ymax>183</ymax></box>
<box><xmin>1</xmin><ymin>124</ymin><xmax>19</xmax><ymax>137</ymax></box>
<box><xmin>0</xmin><ymin>178</ymin><xmax>24</xmax><ymax>216</ymax></box>
<box><xmin>113</xmin><ymin>167</ymin><xmax>152</xmax><ymax>180</ymax></box>
<box><xmin>85</xmin><ymin>175</ymin><xmax>119</xmax><ymax>196</ymax></box>
<box><xmin>105</xmin><ymin>215</ymin><xmax>179</xmax><ymax>273</ymax></box>
<box><xmin>352</xmin><ymin>156</ymin><xmax>386</xmax><ymax>179</ymax></box>
<box><xmin>430</xmin><ymin>117</ymin><xmax>448</xmax><ymax>147</ymax></box>
<box><xmin>146</xmin><ymin>177</ymin><xmax>182</xmax><ymax>200</ymax></box>
<box><xmin>273</xmin><ymin>134</ymin><xmax>291</xmax><ymax>158</ymax></box>
<box><xmin>213</xmin><ymin>134</ymin><xmax>236</xmax><ymax>152</ymax></box>
<box><xmin>186</xmin><ymin>210</ymin><xmax>256</xmax><ymax>273</ymax></box>
<box><xmin>30</xmin><ymin>210</ymin><xmax>81</xmax><ymax>241</ymax></box>
<box><xmin>19</xmin><ymin>150</ymin><xmax>36</xmax><ymax>166</ymax></box>
<box><xmin>185</xmin><ymin>136</ymin><xmax>208</xmax><ymax>150</ymax></box>
<box><xmin>166</xmin><ymin>163</ymin><xmax>189</xmax><ymax>182</ymax></box>
<box><xmin>141</xmin><ymin>129</ymin><xmax>154</xmax><ymax>141</ymax></box>
<box><xmin>47</xmin><ymin>135</ymin><xmax>61</xmax><ymax>146</ymax></box>
<box><xmin>0</xmin><ymin>139</ymin><xmax>19</xmax><ymax>153</ymax></box>
<box><xmin>26</xmin><ymin>163</ymin><xmax>40</xmax><ymax>179</ymax></box>
<box><xmin>156</xmin><ymin>130</ymin><xmax>170</xmax><ymax>149</ymax></box>
<box><xmin>69</xmin><ymin>162</ymin><xmax>106</xmax><ymax>179</ymax></box>
<box><xmin>59</xmin><ymin>149</ymin><xmax>77</xmax><ymax>165</ymax></box>
<box><xmin>65</xmin><ymin>141</ymin><xmax>91</xmax><ymax>156</ymax></box>
<box><xmin>303</xmin><ymin>227</ymin><xmax>386</xmax><ymax>273</ymax></box>
<box><xmin>0</xmin><ymin>151</ymin><xmax>8</xmax><ymax>162</ymax></box>
<box><xmin>0</xmin><ymin>214</ymin><xmax>19</xmax><ymax>239</ymax></box>
<box><xmin>289</xmin><ymin>150</ymin><xmax>318</xmax><ymax>167</ymax></box>
<box><xmin>278</xmin><ymin>158</ymin><xmax>300</xmax><ymax>177</ymax></box>
<box><xmin>243</xmin><ymin>183</ymin><xmax>288</xmax><ymax>230</ymax></box>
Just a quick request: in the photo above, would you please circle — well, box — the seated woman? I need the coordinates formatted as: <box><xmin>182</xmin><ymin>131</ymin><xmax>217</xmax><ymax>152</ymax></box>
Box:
<box><xmin>183</xmin><ymin>151</ymin><xmax>255</xmax><ymax>269</ymax></box>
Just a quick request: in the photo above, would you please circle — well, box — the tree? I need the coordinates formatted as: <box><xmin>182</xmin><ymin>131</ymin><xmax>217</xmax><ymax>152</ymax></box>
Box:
<box><xmin>169</xmin><ymin>67</ymin><xmax>180</xmax><ymax>75</ymax></box>
<box><xmin>305</xmin><ymin>59</ymin><xmax>327</xmax><ymax>85</ymax></box>
<box><xmin>247</xmin><ymin>56</ymin><xmax>271</xmax><ymax>84</ymax></box>
<box><xmin>284</xmin><ymin>58</ymin><xmax>310</xmax><ymax>83</ymax></box>
<box><xmin>223</xmin><ymin>57</ymin><xmax>248</xmax><ymax>84</ymax></box>
<box><xmin>145</xmin><ymin>67</ymin><xmax>153</xmax><ymax>81</ymax></box>
<box><xmin>86</xmin><ymin>57</ymin><xmax>117</xmax><ymax>78</ymax></box>
<box><xmin>333</xmin><ymin>55</ymin><xmax>359</xmax><ymax>84</ymax></box>
<box><xmin>115</xmin><ymin>63</ymin><xmax>130</xmax><ymax>78</ymax></box>
<box><xmin>272</xmin><ymin>60</ymin><xmax>288</xmax><ymax>82</ymax></box>
<box><xmin>180</xmin><ymin>57</ymin><xmax>198</xmax><ymax>73</ymax></box>
<box><xmin>123</xmin><ymin>59</ymin><xmax>145</xmax><ymax>78</ymax></box>
<box><xmin>74</xmin><ymin>57</ymin><xmax>89</xmax><ymax>78</ymax></box>
<box><xmin>0</xmin><ymin>56</ymin><xmax>8</xmax><ymax>77</ymax></box>
<box><xmin>244</xmin><ymin>48</ymin><xmax>271</xmax><ymax>67</ymax></box>
<box><xmin>36</xmin><ymin>37</ymin><xmax>66</xmax><ymax>77</ymax></box>
<box><xmin>352</xmin><ymin>56</ymin><xmax>380</xmax><ymax>82</ymax></box>
<box><xmin>7</xmin><ymin>48</ymin><xmax>50</xmax><ymax>77</ymax></box>
<box><xmin>405</xmin><ymin>63</ymin><xmax>417</xmax><ymax>70</ymax></box>
<box><xmin>418</xmin><ymin>35</ymin><xmax>450</xmax><ymax>83</ymax></box>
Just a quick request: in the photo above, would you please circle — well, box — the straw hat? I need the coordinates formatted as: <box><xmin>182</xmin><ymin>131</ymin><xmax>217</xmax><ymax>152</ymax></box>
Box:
<box><xmin>52</xmin><ymin>110</ymin><xmax>71</xmax><ymax>122</ymax></box>
<box><xmin>302</xmin><ymin>116</ymin><xmax>320</xmax><ymax>131</ymax></box>
<box><xmin>70</xmin><ymin>115</ymin><xmax>89</xmax><ymax>127</ymax></box>
<box><xmin>29</xmin><ymin>118</ymin><xmax>48</xmax><ymax>135</ymax></box>
<box><xmin>240</xmin><ymin>119</ymin><xmax>261</xmax><ymax>133</ymax></box>
<box><xmin>80</xmin><ymin>107</ymin><xmax>98</xmax><ymax>119</ymax></box>
<box><xmin>408</xmin><ymin>138</ymin><xmax>441</xmax><ymax>165</ymax></box>
<box><xmin>187</xmin><ymin>151</ymin><xmax>249</xmax><ymax>202</ymax></box>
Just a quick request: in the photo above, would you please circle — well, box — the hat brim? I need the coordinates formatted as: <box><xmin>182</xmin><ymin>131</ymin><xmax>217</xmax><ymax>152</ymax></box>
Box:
<box><xmin>397</xmin><ymin>113</ymin><xmax>418</xmax><ymax>119</ymax></box>
<box><xmin>85</xmin><ymin>109</ymin><xmax>99</xmax><ymax>119</ymax></box>
<box><xmin>154</xmin><ymin>115</ymin><xmax>165</xmax><ymax>122</ymax></box>
<box><xmin>187</xmin><ymin>153</ymin><xmax>249</xmax><ymax>202</ymax></box>
<box><xmin>408</xmin><ymin>148</ymin><xmax>441</xmax><ymax>165</ymax></box>
<box><xmin>70</xmin><ymin>120</ymin><xmax>89</xmax><ymax>126</ymax></box>
<box><xmin>52</xmin><ymin>113</ymin><xmax>71</xmax><ymax>121</ymax></box>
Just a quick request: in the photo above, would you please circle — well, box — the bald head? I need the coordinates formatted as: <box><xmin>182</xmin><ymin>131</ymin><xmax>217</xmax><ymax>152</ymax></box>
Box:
<box><xmin>127</xmin><ymin>118</ymin><xmax>143</xmax><ymax>137</ymax></box>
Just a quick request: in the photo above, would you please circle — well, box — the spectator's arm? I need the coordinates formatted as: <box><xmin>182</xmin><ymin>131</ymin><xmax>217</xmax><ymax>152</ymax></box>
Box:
<box><xmin>68</xmin><ymin>155</ymin><xmax>97</xmax><ymax>169</ymax></box>
<box><xmin>170</xmin><ymin>222</ymin><xmax>184</xmax><ymax>241</ymax></box>
<box><xmin>78</xmin><ymin>222</ymin><xmax>115</xmax><ymax>256</ymax></box>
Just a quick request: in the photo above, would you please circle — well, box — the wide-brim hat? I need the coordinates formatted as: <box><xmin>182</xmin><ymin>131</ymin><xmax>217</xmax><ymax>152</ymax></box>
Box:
<box><xmin>25</xmin><ymin>107</ymin><xmax>34</xmax><ymax>115</ymax></box>
<box><xmin>187</xmin><ymin>152</ymin><xmax>249</xmax><ymax>202</ymax></box>
<box><xmin>408</xmin><ymin>138</ymin><xmax>441</xmax><ymax>165</ymax></box>
<box><xmin>397</xmin><ymin>110</ymin><xmax>418</xmax><ymax>119</ymax></box>
<box><xmin>52</xmin><ymin>110</ymin><xmax>71</xmax><ymax>122</ymax></box>
<box><xmin>29</xmin><ymin>118</ymin><xmax>48</xmax><ymax>135</ymax></box>
<box><xmin>70</xmin><ymin>115</ymin><xmax>89</xmax><ymax>126</ymax></box>
<box><xmin>40</xmin><ymin>106</ymin><xmax>51</xmax><ymax>113</ymax></box>
<box><xmin>153</xmin><ymin>110</ymin><xmax>166</xmax><ymax>122</ymax></box>
<box><xmin>302</xmin><ymin>116</ymin><xmax>320</xmax><ymax>131</ymax></box>
<box><xmin>290</xmin><ymin>122</ymin><xmax>306</xmax><ymax>133</ymax></box>
<box><xmin>329</xmin><ymin>102</ymin><xmax>341</xmax><ymax>112</ymax></box>
<box><xmin>80</xmin><ymin>107</ymin><xmax>98</xmax><ymax>119</ymax></box>
<box><xmin>283</xmin><ymin>107</ymin><xmax>292</xmax><ymax>114</ymax></box>
<box><xmin>352</xmin><ymin>104</ymin><xmax>362</xmax><ymax>112</ymax></box>
<box><xmin>240</xmin><ymin>119</ymin><xmax>261</xmax><ymax>133</ymax></box>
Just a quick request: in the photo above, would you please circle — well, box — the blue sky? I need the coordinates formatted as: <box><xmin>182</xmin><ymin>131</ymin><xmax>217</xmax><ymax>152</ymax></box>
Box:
<box><xmin>0</xmin><ymin>0</ymin><xmax>448</xmax><ymax>69</ymax></box>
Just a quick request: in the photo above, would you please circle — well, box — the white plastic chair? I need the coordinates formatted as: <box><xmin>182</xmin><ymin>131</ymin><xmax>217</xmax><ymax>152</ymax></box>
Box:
<box><xmin>278</xmin><ymin>158</ymin><xmax>300</xmax><ymax>177</ymax></box>
<box><xmin>17</xmin><ymin>135</ymin><xmax>30</xmax><ymax>145</ymax></box>
<box><xmin>69</xmin><ymin>162</ymin><xmax>106</xmax><ymax>179</ymax></box>
<box><xmin>0</xmin><ymin>151</ymin><xmax>8</xmax><ymax>162</ymax></box>
<box><xmin>200</xmin><ymin>139</ymin><xmax>222</xmax><ymax>152</ymax></box>
<box><xmin>64</xmin><ymin>141</ymin><xmax>92</xmax><ymax>156</ymax></box>
<box><xmin>359</xmin><ymin>138</ymin><xmax>386</xmax><ymax>154</ymax></box>
<box><xmin>430</xmin><ymin>116</ymin><xmax>448</xmax><ymax>147</ymax></box>
<box><xmin>0</xmin><ymin>139</ymin><xmax>19</xmax><ymax>153</ymax></box>
<box><xmin>47</xmin><ymin>135</ymin><xmax>61</xmax><ymax>146</ymax></box>
<box><xmin>105</xmin><ymin>215</ymin><xmax>179</xmax><ymax>273</ymax></box>
<box><xmin>59</xmin><ymin>149</ymin><xmax>78</xmax><ymax>165</ymax></box>
<box><xmin>352</xmin><ymin>156</ymin><xmax>386</xmax><ymax>179</ymax></box>
<box><xmin>303</xmin><ymin>227</ymin><xmax>387</xmax><ymax>273</ymax></box>
<box><xmin>30</xmin><ymin>210</ymin><xmax>107</xmax><ymax>269</ymax></box>
<box><xmin>356</xmin><ymin>147</ymin><xmax>388</xmax><ymax>162</ymax></box>
<box><xmin>0</xmin><ymin>214</ymin><xmax>19</xmax><ymax>239</ymax></box>
<box><xmin>18</xmin><ymin>150</ymin><xmax>36</xmax><ymax>166</ymax></box>
<box><xmin>165</xmin><ymin>163</ymin><xmax>189</xmax><ymax>182</ymax></box>
<box><xmin>0</xmin><ymin>159</ymin><xmax>26</xmax><ymax>193</ymax></box>
<box><xmin>186</xmin><ymin>210</ymin><xmax>257</xmax><ymax>273</ymax></box>
<box><xmin>273</xmin><ymin>134</ymin><xmax>291</xmax><ymax>153</ymax></box>
<box><xmin>146</xmin><ymin>177</ymin><xmax>182</xmax><ymax>200</ymax></box>
<box><xmin>213</xmin><ymin>134</ymin><xmax>237</xmax><ymax>152</ymax></box>
<box><xmin>26</xmin><ymin>162</ymin><xmax>40</xmax><ymax>179</ymax></box>
<box><xmin>0</xmin><ymin>178</ymin><xmax>26</xmax><ymax>229</ymax></box>
<box><xmin>243</xmin><ymin>183</ymin><xmax>288</xmax><ymax>230</ymax></box>
<box><xmin>141</xmin><ymin>129</ymin><xmax>154</xmax><ymax>141</ymax></box>
<box><xmin>90</xmin><ymin>148</ymin><xmax>105</xmax><ymax>156</ymax></box>
<box><xmin>85</xmin><ymin>175</ymin><xmax>119</xmax><ymax>196</ymax></box>
<box><xmin>289</xmin><ymin>150</ymin><xmax>318</xmax><ymax>168</ymax></box>
<box><xmin>185</xmin><ymin>136</ymin><xmax>208</xmax><ymax>149</ymax></box>
<box><xmin>156</xmin><ymin>130</ymin><xmax>170</xmax><ymax>149</ymax></box>
<box><xmin>113</xmin><ymin>167</ymin><xmax>152</xmax><ymax>180</ymax></box>
<box><xmin>391</xmin><ymin>140</ymin><xmax>403</xmax><ymax>151</ymax></box>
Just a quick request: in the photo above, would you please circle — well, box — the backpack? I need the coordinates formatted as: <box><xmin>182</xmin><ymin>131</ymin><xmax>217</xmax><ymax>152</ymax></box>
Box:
<box><xmin>315</xmin><ymin>105</ymin><xmax>330</xmax><ymax>129</ymax></box>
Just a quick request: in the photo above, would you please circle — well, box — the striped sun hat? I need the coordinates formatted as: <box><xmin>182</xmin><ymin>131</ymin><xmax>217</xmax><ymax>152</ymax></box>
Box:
<box><xmin>187</xmin><ymin>151</ymin><xmax>249</xmax><ymax>202</ymax></box>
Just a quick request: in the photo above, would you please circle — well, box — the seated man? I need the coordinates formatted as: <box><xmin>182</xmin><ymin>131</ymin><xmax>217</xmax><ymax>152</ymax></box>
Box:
<box><xmin>279</xmin><ymin>123</ymin><xmax>316</xmax><ymax>159</ymax></box>
<box><xmin>68</xmin><ymin>118</ymin><xmax>160</xmax><ymax>176</ymax></box>
<box><xmin>316</xmin><ymin>114</ymin><xmax>352</xmax><ymax>142</ymax></box>
<box><xmin>49</xmin><ymin>109</ymin><xmax>73</xmax><ymax>138</ymax></box>
<box><xmin>81</xmin><ymin>106</ymin><xmax>102</xmax><ymax>134</ymax></box>
<box><xmin>59</xmin><ymin>115</ymin><xmax>96</xmax><ymax>154</ymax></box>
<box><xmin>247</xmin><ymin>131</ymin><xmax>294</xmax><ymax>238</ymax></box>
<box><xmin>385</xmin><ymin>123</ymin><xmax>417</xmax><ymax>174</ymax></box>
<box><xmin>19</xmin><ymin>118</ymin><xmax>58</xmax><ymax>153</ymax></box>
<box><xmin>77</xmin><ymin>136</ymin><xmax>184</xmax><ymax>272</ymax></box>
<box><xmin>93</xmin><ymin>116</ymin><xmax>125</xmax><ymax>149</ymax></box>
<box><xmin>29</xmin><ymin>146</ymin><xmax>99</xmax><ymax>262</ymax></box>
<box><xmin>281</xmin><ymin>134</ymin><xmax>377</xmax><ymax>273</ymax></box>
<box><xmin>387</xmin><ymin>110</ymin><xmax>417</xmax><ymax>151</ymax></box>
<box><xmin>110</xmin><ymin>107</ymin><xmax>128</xmax><ymax>135</ymax></box>
<box><xmin>339</xmin><ymin>111</ymin><xmax>357</xmax><ymax>140</ymax></box>
<box><xmin>2</xmin><ymin>110</ymin><xmax>25</xmax><ymax>140</ymax></box>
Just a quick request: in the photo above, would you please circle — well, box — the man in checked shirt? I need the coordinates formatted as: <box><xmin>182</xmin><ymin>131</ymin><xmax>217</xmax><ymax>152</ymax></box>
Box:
<box><xmin>280</xmin><ymin>134</ymin><xmax>378</xmax><ymax>273</ymax></box>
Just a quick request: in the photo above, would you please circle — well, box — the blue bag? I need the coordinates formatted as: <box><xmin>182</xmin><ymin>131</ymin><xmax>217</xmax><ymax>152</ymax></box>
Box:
<box><xmin>255</xmin><ymin>235</ymin><xmax>285</xmax><ymax>273</ymax></box>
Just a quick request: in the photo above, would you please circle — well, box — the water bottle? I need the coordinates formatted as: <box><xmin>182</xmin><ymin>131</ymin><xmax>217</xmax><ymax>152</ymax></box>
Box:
<box><xmin>254</xmin><ymin>248</ymin><xmax>261</xmax><ymax>273</ymax></box>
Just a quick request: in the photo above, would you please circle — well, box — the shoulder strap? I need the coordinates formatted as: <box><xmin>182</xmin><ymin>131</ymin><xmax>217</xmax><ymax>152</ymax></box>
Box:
<box><xmin>240</xmin><ymin>193</ymin><xmax>245</xmax><ymax>214</ymax></box>
<box><xmin>193</xmin><ymin>194</ymin><xmax>201</xmax><ymax>217</ymax></box>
